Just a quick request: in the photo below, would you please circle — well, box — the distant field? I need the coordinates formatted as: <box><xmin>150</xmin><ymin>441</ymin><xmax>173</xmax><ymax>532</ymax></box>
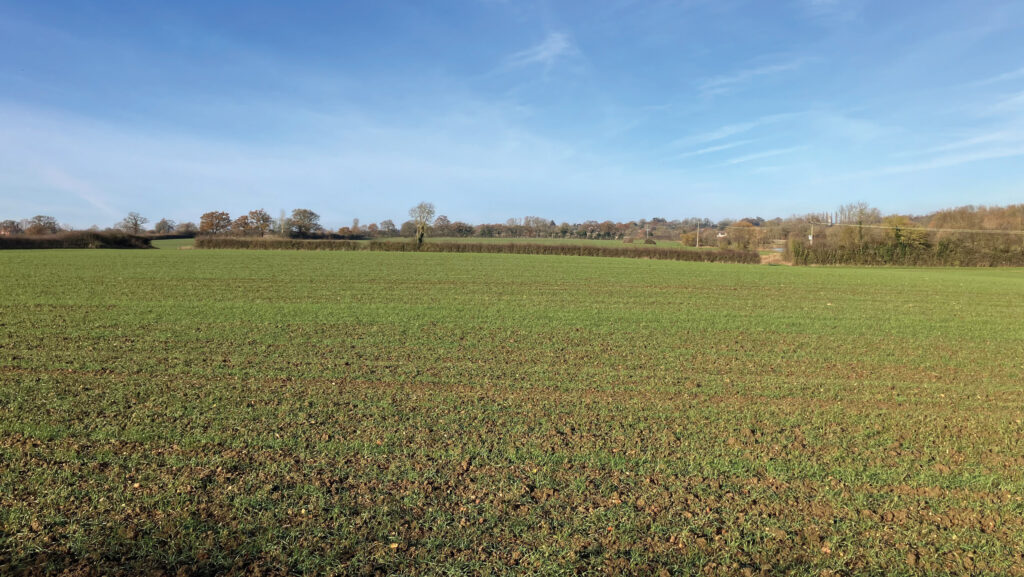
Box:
<box><xmin>151</xmin><ymin>237</ymin><xmax>195</xmax><ymax>249</ymax></box>
<box><xmin>2</xmin><ymin>249</ymin><xmax>1023</xmax><ymax>576</ymax></box>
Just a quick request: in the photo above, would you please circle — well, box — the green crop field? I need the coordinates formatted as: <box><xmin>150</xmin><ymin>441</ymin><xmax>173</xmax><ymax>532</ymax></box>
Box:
<box><xmin>2</xmin><ymin>249</ymin><xmax>1023</xmax><ymax>576</ymax></box>
<box><xmin>151</xmin><ymin>238</ymin><xmax>195</xmax><ymax>250</ymax></box>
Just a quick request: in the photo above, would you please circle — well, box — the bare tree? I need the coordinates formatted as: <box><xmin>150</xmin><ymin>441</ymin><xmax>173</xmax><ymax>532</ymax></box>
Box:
<box><xmin>409</xmin><ymin>202</ymin><xmax>436</xmax><ymax>247</ymax></box>
<box><xmin>118</xmin><ymin>212</ymin><xmax>149</xmax><ymax>234</ymax></box>
<box><xmin>433</xmin><ymin>215</ymin><xmax>451</xmax><ymax>236</ymax></box>
<box><xmin>24</xmin><ymin>215</ymin><xmax>60</xmax><ymax>235</ymax></box>
<box><xmin>379</xmin><ymin>219</ymin><xmax>397</xmax><ymax>237</ymax></box>
<box><xmin>836</xmin><ymin>202</ymin><xmax>882</xmax><ymax>245</ymax></box>
<box><xmin>0</xmin><ymin>220</ymin><xmax>23</xmax><ymax>235</ymax></box>
<box><xmin>153</xmin><ymin>218</ymin><xmax>176</xmax><ymax>234</ymax></box>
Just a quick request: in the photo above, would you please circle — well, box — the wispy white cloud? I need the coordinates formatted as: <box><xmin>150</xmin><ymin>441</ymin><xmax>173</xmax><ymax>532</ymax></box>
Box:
<box><xmin>717</xmin><ymin>146</ymin><xmax>804</xmax><ymax>166</ymax></box>
<box><xmin>990</xmin><ymin>90</ymin><xmax>1024</xmax><ymax>113</ymax></box>
<box><xmin>697</xmin><ymin>59</ymin><xmax>808</xmax><ymax>95</ymax></box>
<box><xmin>905</xmin><ymin>147</ymin><xmax>1024</xmax><ymax>173</ymax></box>
<box><xmin>968</xmin><ymin>66</ymin><xmax>1024</xmax><ymax>87</ymax></box>
<box><xmin>37</xmin><ymin>167</ymin><xmax>119</xmax><ymax>218</ymax></box>
<box><xmin>834</xmin><ymin>146</ymin><xmax>1024</xmax><ymax>181</ymax></box>
<box><xmin>506</xmin><ymin>32</ymin><xmax>578</xmax><ymax>68</ymax></box>
<box><xmin>750</xmin><ymin>165</ymin><xmax>790</xmax><ymax>174</ymax></box>
<box><xmin>808</xmin><ymin>111</ymin><xmax>890</xmax><ymax>143</ymax></box>
<box><xmin>798</xmin><ymin>0</ymin><xmax>864</xmax><ymax>22</ymax></box>
<box><xmin>676</xmin><ymin>139</ymin><xmax>754</xmax><ymax>158</ymax></box>
<box><xmin>672</xmin><ymin>113</ymin><xmax>794</xmax><ymax>147</ymax></box>
<box><xmin>893</xmin><ymin>131</ymin><xmax>1013</xmax><ymax>158</ymax></box>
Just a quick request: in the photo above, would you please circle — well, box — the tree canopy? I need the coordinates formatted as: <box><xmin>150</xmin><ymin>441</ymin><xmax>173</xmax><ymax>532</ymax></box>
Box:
<box><xmin>199</xmin><ymin>211</ymin><xmax>232</xmax><ymax>235</ymax></box>
<box><xmin>118</xmin><ymin>212</ymin><xmax>149</xmax><ymax>234</ymax></box>
<box><xmin>289</xmin><ymin>209</ymin><xmax>322</xmax><ymax>238</ymax></box>
<box><xmin>409</xmin><ymin>202</ymin><xmax>436</xmax><ymax>246</ymax></box>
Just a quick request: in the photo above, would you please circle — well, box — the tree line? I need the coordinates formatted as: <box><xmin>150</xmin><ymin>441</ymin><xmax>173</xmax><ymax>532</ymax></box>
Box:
<box><xmin>4</xmin><ymin>202</ymin><xmax>1022</xmax><ymax>256</ymax></box>
<box><xmin>0</xmin><ymin>213</ymin><xmax>196</xmax><ymax>237</ymax></box>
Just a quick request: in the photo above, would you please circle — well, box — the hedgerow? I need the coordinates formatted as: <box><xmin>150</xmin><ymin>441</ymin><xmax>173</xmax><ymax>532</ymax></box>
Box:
<box><xmin>0</xmin><ymin>231</ymin><xmax>152</xmax><ymax>250</ymax></box>
<box><xmin>786</xmin><ymin>237</ymin><xmax>1024</xmax><ymax>266</ymax></box>
<box><xmin>193</xmin><ymin>237</ymin><xmax>761</xmax><ymax>263</ymax></box>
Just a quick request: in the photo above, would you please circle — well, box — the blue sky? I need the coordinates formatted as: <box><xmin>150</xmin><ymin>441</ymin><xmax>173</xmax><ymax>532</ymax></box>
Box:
<box><xmin>1</xmin><ymin>0</ymin><xmax>1023</xmax><ymax>229</ymax></box>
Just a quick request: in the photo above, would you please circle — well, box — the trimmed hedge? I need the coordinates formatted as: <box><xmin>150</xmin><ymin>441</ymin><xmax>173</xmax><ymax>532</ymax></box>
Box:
<box><xmin>0</xmin><ymin>232</ymin><xmax>152</xmax><ymax>250</ymax></box>
<box><xmin>195</xmin><ymin>237</ymin><xmax>761</xmax><ymax>264</ymax></box>
<box><xmin>787</xmin><ymin>238</ymin><xmax>1024</xmax><ymax>267</ymax></box>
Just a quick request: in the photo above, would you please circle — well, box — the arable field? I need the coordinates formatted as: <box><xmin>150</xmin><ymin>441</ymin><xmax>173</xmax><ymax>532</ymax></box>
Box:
<box><xmin>1</xmin><ymin>249</ymin><xmax>1023</xmax><ymax>576</ymax></box>
<box><xmin>150</xmin><ymin>238</ymin><xmax>195</xmax><ymax>250</ymax></box>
